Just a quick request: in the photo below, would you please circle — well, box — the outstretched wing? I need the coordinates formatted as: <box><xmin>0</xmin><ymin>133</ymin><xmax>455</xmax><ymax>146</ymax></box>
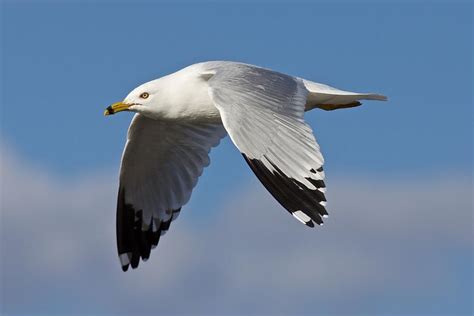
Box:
<box><xmin>207</xmin><ymin>63</ymin><xmax>328</xmax><ymax>227</ymax></box>
<box><xmin>117</xmin><ymin>114</ymin><xmax>226</xmax><ymax>271</ymax></box>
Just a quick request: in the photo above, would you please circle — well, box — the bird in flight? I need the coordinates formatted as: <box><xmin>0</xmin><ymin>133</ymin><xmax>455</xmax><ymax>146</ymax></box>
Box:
<box><xmin>105</xmin><ymin>61</ymin><xmax>387</xmax><ymax>271</ymax></box>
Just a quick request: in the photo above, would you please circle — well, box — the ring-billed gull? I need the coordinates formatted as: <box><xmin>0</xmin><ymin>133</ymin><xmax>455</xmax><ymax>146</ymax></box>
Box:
<box><xmin>104</xmin><ymin>61</ymin><xmax>387</xmax><ymax>271</ymax></box>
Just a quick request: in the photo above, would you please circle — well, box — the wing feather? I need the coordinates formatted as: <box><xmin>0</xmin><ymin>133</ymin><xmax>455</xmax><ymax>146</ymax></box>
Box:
<box><xmin>207</xmin><ymin>63</ymin><xmax>328</xmax><ymax>227</ymax></box>
<box><xmin>116</xmin><ymin>114</ymin><xmax>226</xmax><ymax>271</ymax></box>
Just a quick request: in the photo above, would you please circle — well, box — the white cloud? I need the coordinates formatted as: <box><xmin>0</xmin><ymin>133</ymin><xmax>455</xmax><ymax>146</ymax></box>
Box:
<box><xmin>1</xmin><ymin>145</ymin><xmax>472</xmax><ymax>315</ymax></box>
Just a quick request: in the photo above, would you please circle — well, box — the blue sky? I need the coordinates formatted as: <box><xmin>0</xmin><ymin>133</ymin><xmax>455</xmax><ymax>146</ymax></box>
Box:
<box><xmin>1</xmin><ymin>1</ymin><xmax>472</xmax><ymax>315</ymax></box>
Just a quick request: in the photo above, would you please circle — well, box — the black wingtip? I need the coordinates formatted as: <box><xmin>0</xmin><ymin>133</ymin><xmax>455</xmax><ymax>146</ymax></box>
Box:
<box><xmin>116</xmin><ymin>187</ymin><xmax>182</xmax><ymax>272</ymax></box>
<box><xmin>242</xmin><ymin>154</ymin><xmax>328</xmax><ymax>227</ymax></box>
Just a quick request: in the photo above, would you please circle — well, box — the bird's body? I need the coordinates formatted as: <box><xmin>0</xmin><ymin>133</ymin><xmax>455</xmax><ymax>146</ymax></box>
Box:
<box><xmin>105</xmin><ymin>61</ymin><xmax>387</xmax><ymax>271</ymax></box>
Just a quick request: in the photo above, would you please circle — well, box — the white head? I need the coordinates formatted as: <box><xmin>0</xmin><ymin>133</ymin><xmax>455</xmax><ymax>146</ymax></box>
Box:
<box><xmin>105</xmin><ymin>66</ymin><xmax>212</xmax><ymax>121</ymax></box>
<box><xmin>104</xmin><ymin>79</ymin><xmax>163</xmax><ymax>118</ymax></box>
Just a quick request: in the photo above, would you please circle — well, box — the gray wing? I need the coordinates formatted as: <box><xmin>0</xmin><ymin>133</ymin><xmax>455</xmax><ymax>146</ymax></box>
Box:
<box><xmin>207</xmin><ymin>63</ymin><xmax>328</xmax><ymax>227</ymax></box>
<box><xmin>117</xmin><ymin>114</ymin><xmax>226</xmax><ymax>271</ymax></box>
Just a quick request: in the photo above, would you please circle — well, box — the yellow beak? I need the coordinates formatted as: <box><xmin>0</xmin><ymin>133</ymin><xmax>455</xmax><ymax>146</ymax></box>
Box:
<box><xmin>104</xmin><ymin>102</ymin><xmax>131</xmax><ymax>116</ymax></box>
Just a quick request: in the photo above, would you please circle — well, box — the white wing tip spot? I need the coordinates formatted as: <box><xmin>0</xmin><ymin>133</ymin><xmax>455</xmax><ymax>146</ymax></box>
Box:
<box><xmin>293</xmin><ymin>210</ymin><xmax>312</xmax><ymax>225</ymax></box>
<box><xmin>312</xmin><ymin>173</ymin><xmax>323</xmax><ymax>180</ymax></box>
<box><xmin>320</xmin><ymin>201</ymin><xmax>327</xmax><ymax>207</ymax></box>
<box><xmin>119</xmin><ymin>253</ymin><xmax>131</xmax><ymax>266</ymax></box>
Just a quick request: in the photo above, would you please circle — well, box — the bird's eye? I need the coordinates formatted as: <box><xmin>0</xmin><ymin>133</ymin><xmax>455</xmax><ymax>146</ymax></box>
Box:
<box><xmin>139</xmin><ymin>92</ymin><xmax>149</xmax><ymax>99</ymax></box>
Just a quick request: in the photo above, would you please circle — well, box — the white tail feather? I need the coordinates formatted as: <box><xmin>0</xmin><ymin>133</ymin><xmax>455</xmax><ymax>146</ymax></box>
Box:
<box><xmin>302</xmin><ymin>79</ymin><xmax>387</xmax><ymax>111</ymax></box>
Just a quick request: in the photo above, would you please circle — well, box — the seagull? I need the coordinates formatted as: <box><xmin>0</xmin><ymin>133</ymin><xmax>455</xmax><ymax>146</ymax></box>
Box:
<box><xmin>104</xmin><ymin>61</ymin><xmax>387</xmax><ymax>271</ymax></box>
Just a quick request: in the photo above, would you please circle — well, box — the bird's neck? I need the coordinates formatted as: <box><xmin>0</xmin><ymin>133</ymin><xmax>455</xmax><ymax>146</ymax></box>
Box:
<box><xmin>148</xmin><ymin>69</ymin><xmax>222</xmax><ymax>123</ymax></box>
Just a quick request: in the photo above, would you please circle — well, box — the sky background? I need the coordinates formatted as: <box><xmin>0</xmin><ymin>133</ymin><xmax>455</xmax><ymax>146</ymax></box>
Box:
<box><xmin>1</xmin><ymin>1</ymin><xmax>472</xmax><ymax>315</ymax></box>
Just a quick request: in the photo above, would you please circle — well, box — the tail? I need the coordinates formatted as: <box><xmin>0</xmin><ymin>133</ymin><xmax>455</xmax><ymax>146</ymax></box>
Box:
<box><xmin>302</xmin><ymin>79</ymin><xmax>387</xmax><ymax>111</ymax></box>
